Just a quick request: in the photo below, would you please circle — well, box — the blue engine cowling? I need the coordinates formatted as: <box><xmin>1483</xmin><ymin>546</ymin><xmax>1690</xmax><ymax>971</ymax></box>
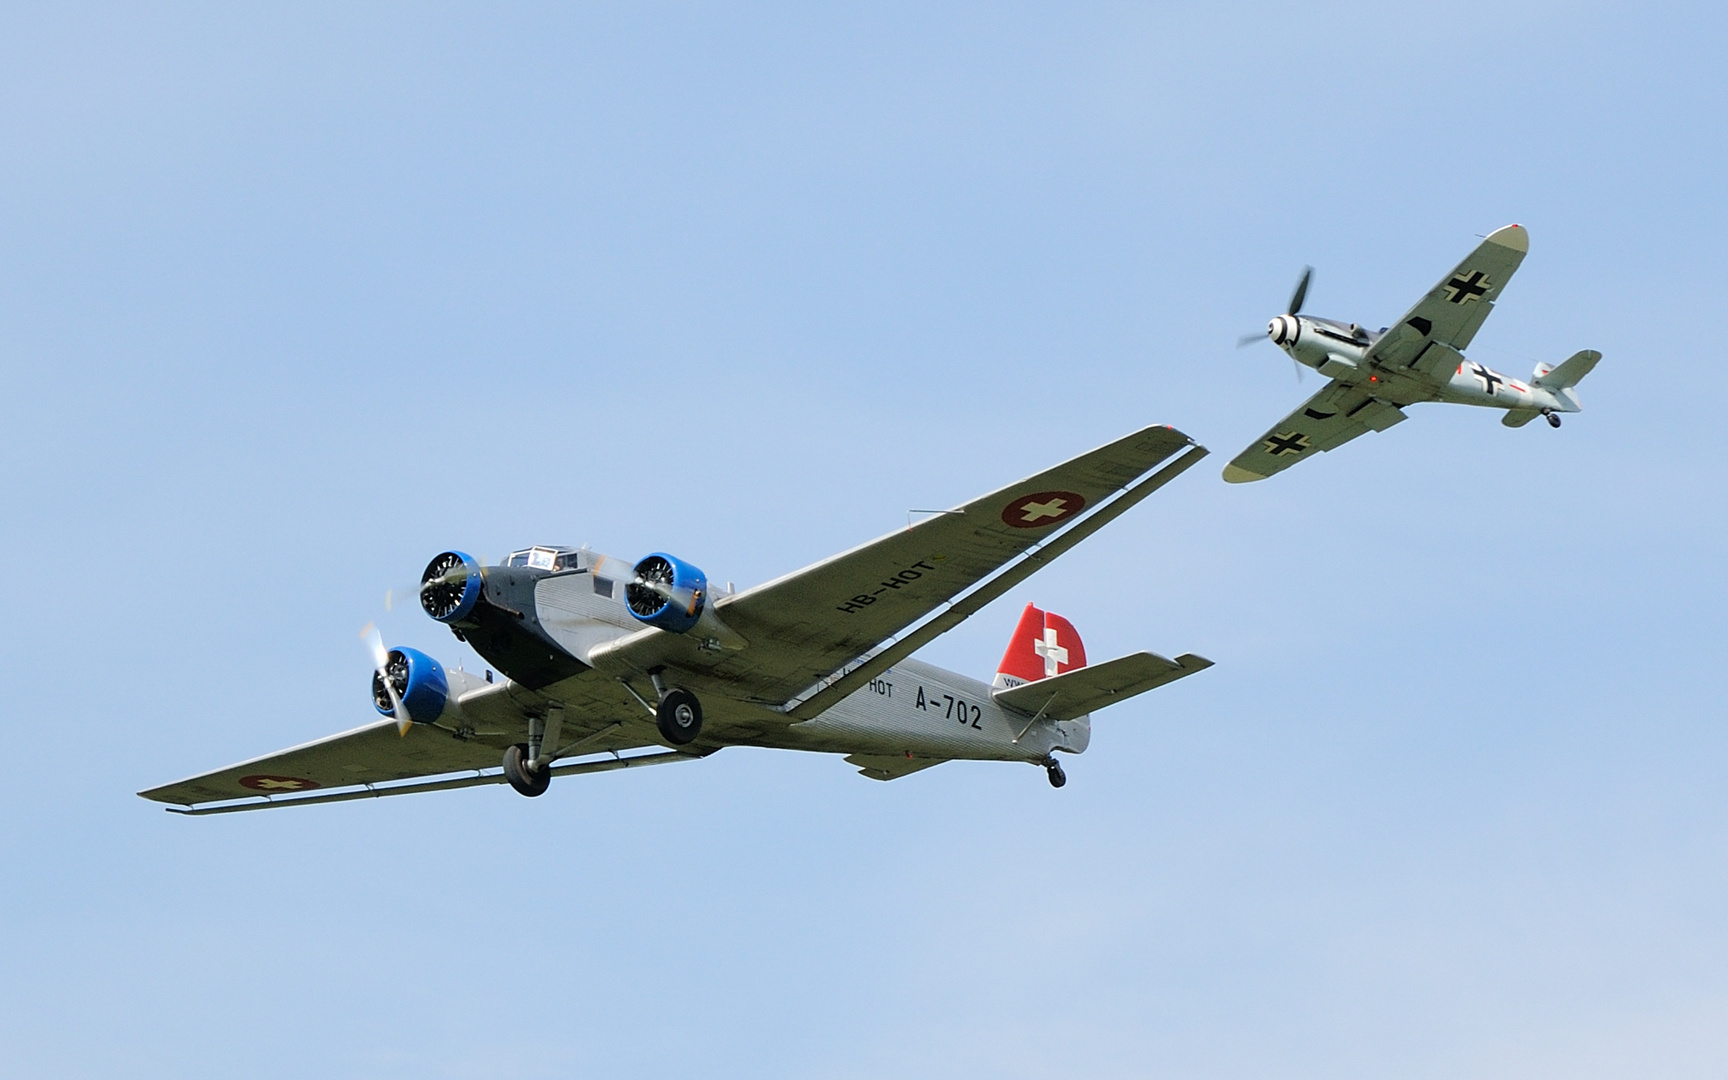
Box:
<box><xmin>371</xmin><ymin>647</ymin><xmax>449</xmax><ymax>724</ymax></box>
<box><xmin>419</xmin><ymin>550</ymin><xmax>484</xmax><ymax>624</ymax></box>
<box><xmin>625</xmin><ymin>553</ymin><xmax>708</xmax><ymax>633</ymax></box>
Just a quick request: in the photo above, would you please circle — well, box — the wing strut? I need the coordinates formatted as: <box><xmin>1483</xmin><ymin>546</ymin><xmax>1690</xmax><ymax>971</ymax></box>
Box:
<box><xmin>784</xmin><ymin>442</ymin><xmax>1209</xmax><ymax>721</ymax></box>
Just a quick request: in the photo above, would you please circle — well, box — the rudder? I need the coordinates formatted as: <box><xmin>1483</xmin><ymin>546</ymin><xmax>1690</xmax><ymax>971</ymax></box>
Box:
<box><xmin>994</xmin><ymin>603</ymin><xmax>1087</xmax><ymax>689</ymax></box>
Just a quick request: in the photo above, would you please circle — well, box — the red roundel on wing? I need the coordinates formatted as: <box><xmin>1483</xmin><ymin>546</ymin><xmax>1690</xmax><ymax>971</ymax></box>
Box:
<box><xmin>1001</xmin><ymin>490</ymin><xmax>1085</xmax><ymax>529</ymax></box>
<box><xmin>239</xmin><ymin>774</ymin><xmax>321</xmax><ymax>793</ymax></box>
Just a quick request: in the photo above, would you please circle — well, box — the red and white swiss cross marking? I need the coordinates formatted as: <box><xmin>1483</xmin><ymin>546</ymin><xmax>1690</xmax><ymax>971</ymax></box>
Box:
<box><xmin>1001</xmin><ymin>490</ymin><xmax>1085</xmax><ymax>529</ymax></box>
<box><xmin>239</xmin><ymin>774</ymin><xmax>321</xmax><ymax>793</ymax></box>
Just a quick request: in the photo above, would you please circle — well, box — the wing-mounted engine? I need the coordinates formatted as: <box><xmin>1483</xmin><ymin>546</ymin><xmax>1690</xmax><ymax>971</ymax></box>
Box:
<box><xmin>622</xmin><ymin>553</ymin><xmax>748</xmax><ymax>650</ymax></box>
<box><xmin>371</xmin><ymin>646</ymin><xmax>450</xmax><ymax>724</ymax></box>
<box><xmin>625</xmin><ymin>553</ymin><xmax>708</xmax><ymax>633</ymax></box>
<box><xmin>420</xmin><ymin>549</ymin><xmax>589</xmax><ymax>690</ymax></box>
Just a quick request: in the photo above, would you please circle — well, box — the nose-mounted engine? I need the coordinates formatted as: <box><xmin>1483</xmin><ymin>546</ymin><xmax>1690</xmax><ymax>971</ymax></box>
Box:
<box><xmin>419</xmin><ymin>549</ymin><xmax>588</xmax><ymax>690</ymax></box>
<box><xmin>1268</xmin><ymin>314</ymin><xmax>1301</xmax><ymax>346</ymax></box>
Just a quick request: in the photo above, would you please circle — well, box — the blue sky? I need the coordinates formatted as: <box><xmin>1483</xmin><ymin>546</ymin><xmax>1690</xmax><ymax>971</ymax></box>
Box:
<box><xmin>2</xmin><ymin>3</ymin><xmax>1725</xmax><ymax>1077</ymax></box>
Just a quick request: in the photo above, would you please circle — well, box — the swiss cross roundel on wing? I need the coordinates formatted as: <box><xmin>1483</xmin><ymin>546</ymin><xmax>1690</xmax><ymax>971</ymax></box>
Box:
<box><xmin>239</xmin><ymin>774</ymin><xmax>321</xmax><ymax>793</ymax></box>
<box><xmin>1001</xmin><ymin>490</ymin><xmax>1086</xmax><ymax>529</ymax></box>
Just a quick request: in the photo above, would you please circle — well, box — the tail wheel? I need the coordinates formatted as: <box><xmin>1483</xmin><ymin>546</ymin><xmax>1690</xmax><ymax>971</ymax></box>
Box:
<box><xmin>502</xmin><ymin>743</ymin><xmax>550</xmax><ymax>797</ymax></box>
<box><xmin>656</xmin><ymin>689</ymin><xmax>704</xmax><ymax>746</ymax></box>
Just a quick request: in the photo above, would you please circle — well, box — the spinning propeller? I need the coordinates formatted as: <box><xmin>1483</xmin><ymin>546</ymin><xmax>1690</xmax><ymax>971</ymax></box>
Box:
<box><xmin>361</xmin><ymin>622</ymin><xmax>414</xmax><ymax>736</ymax></box>
<box><xmin>1238</xmin><ymin>265</ymin><xmax>1314</xmax><ymax>382</ymax></box>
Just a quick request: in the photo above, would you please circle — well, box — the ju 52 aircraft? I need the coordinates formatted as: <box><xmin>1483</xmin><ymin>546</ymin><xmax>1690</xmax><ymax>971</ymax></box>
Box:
<box><xmin>141</xmin><ymin>426</ymin><xmax>1213</xmax><ymax>814</ymax></box>
<box><xmin>1226</xmin><ymin>224</ymin><xmax>1602</xmax><ymax>482</ymax></box>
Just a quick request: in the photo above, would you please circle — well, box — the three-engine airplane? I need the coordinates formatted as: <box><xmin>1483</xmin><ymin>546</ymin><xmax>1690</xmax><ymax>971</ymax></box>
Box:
<box><xmin>142</xmin><ymin>426</ymin><xmax>1213</xmax><ymax>814</ymax></box>
<box><xmin>1225</xmin><ymin>224</ymin><xmax>1601</xmax><ymax>482</ymax></box>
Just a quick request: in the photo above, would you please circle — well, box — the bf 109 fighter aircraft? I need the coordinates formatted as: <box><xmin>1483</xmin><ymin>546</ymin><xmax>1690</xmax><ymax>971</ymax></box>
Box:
<box><xmin>142</xmin><ymin>426</ymin><xmax>1213</xmax><ymax>814</ymax></box>
<box><xmin>1225</xmin><ymin>224</ymin><xmax>1601</xmax><ymax>483</ymax></box>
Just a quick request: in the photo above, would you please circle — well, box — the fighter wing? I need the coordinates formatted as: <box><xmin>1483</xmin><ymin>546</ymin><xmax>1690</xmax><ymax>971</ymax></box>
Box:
<box><xmin>1222</xmin><ymin>380</ymin><xmax>1409</xmax><ymax>483</ymax></box>
<box><xmin>589</xmin><ymin>425</ymin><xmax>1200</xmax><ymax>705</ymax></box>
<box><xmin>139</xmin><ymin>680</ymin><xmax>669</xmax><ymax>812</ymax></box>
<box><xmin>1368</xmin><ymin>224</ymin><xmax>1528</xmax><ymax>369</ymax></box>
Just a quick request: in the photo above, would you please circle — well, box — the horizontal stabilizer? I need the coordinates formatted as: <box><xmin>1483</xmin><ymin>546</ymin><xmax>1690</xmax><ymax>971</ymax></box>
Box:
<box><xmin>845</xmin><ymin>752</ymin><xmax>948</xmax><ymax>782</ymax></box>
<box><xmin>1502</xmin><ymin>409</ymin><xmax>1539</xmax><ymax>428</ymax></box>
<box><xmin>1533</xmin><ymin>349</ymin><xmax>1601</xmax><ymax>390</ymax></box>
<box><xmin>992</xmin><ymin>650</ymin><xmax>1212</xmax><ymax>721</ymax></box>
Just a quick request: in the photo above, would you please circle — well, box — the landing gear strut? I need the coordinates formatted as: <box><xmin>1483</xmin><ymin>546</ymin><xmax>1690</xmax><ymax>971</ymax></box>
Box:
<box><xmin>1544</xmin><ymin>409</ymin><xmax>1562</xmax><ymax>428</ymax></box>
<box><xmin>1045</xmin><ymin>758</ymin><xmax>1067</xmax><ymax>789</ymax></box>
<box><xmin>656</xmin><ymin>687</ymin><xmax>704</xmax><ymax>746</ymax></box>
<box><xmin>503</xmin><ymin>743</ymin><xmax>550</xmax><ymax>797</ymax></box>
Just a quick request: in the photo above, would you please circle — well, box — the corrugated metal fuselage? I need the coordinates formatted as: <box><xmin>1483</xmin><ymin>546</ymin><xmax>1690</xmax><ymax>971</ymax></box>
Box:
<box><xmin>494</xmin><ymin>560</ymin><xmax>1087</xmax><ymax>767</ymax></box>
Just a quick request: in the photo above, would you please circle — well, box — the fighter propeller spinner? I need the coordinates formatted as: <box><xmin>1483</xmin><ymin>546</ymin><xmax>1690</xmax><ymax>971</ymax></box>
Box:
<box><xmin>1238</xmin><ymin>265</ymin><xmax>1315</xmax><ymax>382</ymax></box>
<box><xmin>1226</xmin><ymin>224</ymin><xmax>1601</xmax><ymax>483</ymax></box>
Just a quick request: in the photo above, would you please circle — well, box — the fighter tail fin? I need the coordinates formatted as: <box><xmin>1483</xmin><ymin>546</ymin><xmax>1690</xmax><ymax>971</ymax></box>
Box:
<box><xmin>1532</xmin><ymin>349</ymin><xmax>1601</xmax><ymax>391</ymax></box>
<box><xmin>993</xmin><ymin>603</ymin><xmax>1087</xmax><ymax>690</ymax></box>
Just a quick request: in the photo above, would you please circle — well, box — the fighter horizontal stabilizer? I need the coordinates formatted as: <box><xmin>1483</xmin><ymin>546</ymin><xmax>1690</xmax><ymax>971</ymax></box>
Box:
<box><xmin>992</xmin><ymin>651</ymin><xmax>1212</xmax><ymax>721</ymax></box>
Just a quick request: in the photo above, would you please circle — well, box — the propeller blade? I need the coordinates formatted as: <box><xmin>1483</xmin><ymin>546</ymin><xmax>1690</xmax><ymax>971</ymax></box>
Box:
<box><xmin>361</xmin><ymin>622</ymin><xmax>389</xmax><ymax>670</ymax></box>
<box><xmin>589</xmin><ymin>553</ymin><xmax>635</xmax><ymax>581</ymax></box>
<box><xmin>1239</xmin><ymin>264</ymin><xmax>1314</xmax><ymax>347</ymax></box>
<box><xmin>1292</xmin><ymin>358</ymin><xmax>1305</xmax><ymax>383</ymax></box>
<box><xmin>1287</xmin><ymin>265</ymin><xmax>1313</xmax><ymax>315</ymax></box>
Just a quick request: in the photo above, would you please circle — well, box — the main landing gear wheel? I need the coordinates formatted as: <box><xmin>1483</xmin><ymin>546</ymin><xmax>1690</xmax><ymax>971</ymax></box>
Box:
<box><xmin>502</xmin><ymin>743</ymin><xmax>550</xmax><ymax>797</ymax></box>
<box><xmin>656</xmin><ymin>688</ymin><xmax>704</xmax><ymax>746</ymax></box>
<box><xmin>1046</xmin><ymin>759</ymin><xmax>1067</xmax><ymax>788</ymax></box>
<box><xmin>1546</xmin><ymin>412</ymin><xmax>1562</xmax><ymax>428</ymax></box>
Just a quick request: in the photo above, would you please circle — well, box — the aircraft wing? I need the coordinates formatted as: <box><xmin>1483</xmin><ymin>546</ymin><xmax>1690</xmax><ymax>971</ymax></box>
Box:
<box><xmin>589</xmin><ymin>425</ymin><xmax>1199</xmax><ymax>704</ymax></box>
<box><xmin>1222</xmin><ymin>380</ymin><xmax>1410</xmax><ymax>482</ymax></box>
<box><xmin>1368</xmin><ymin>224</ymin><xmax>1529</xmax><ymax>369</ymax></box>
<box><xmin>138</xmin><ymin>680</ymin><xmax>668</xmax><ymax>811</ymax></box>
<box><xmin>138</xmin><ymin>717</ymin><xmax>511</xmax><ymax>807</ymax></box>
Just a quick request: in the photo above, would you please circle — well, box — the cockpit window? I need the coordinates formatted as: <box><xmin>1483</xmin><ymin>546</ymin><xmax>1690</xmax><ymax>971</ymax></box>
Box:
<box><xmin>503</xmin><ymin>547</ymin><xmax>583</xmax><ymax>571</ymax></box>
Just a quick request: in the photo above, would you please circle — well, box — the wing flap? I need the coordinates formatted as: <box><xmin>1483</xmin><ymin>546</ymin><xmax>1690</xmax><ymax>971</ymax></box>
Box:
<box><xmin>992</xmin><ymin>651</ymin><xmax>1213</xmax><ymax>721</ymax></box>
<box><xmin>160</xmin><ymin>750</ymin><xmax>706</xmax><ymax>815</ymax></box>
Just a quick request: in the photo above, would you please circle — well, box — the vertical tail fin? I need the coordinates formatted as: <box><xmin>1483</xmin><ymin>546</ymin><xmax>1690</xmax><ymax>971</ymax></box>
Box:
<box><xmin>1532</xmin><ymin>349</ymin><xmax>1601</xmax><ymax>391</ymax></box>
<box><xmin>994</xmin><ymin>603</ymin><xmax>1087</xmax><ymax>690</ymax></box>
